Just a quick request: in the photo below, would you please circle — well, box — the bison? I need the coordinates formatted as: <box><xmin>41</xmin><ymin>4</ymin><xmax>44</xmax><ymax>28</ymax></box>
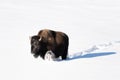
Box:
<box><xmin>30</xmin><ymin>29</ymin><xmax>69</xmax><ymax>60</ymax></box>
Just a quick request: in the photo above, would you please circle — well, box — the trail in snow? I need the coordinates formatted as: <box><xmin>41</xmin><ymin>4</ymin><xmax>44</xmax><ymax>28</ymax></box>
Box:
<box><xmin>68</xmin><ymin>41</ymin><xmax>120</xmax><ymax>60</ymax></box>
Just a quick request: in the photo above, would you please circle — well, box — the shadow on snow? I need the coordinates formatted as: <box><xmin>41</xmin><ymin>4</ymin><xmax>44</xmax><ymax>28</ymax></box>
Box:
<box><xmin>66</xmin><ymin>52</ymin><xmax>116</xmax><ymax>61</ymax></box>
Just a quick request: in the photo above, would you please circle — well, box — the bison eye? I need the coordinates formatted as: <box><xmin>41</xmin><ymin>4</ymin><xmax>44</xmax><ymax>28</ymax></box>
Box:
<box><xmin>32</xmin><ymin>38</ymin><xmax>35</xmax><ymax>41</ymax></box>
<box><xmin>31</xmin><ymin>40</ymin><xmax>34</xmax><ymax>44</ymax></box>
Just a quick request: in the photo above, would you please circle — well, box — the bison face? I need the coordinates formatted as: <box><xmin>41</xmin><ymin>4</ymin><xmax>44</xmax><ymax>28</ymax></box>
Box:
<box><xmin>31</xmin><ymin>36</ymin><xmax>40</xmax><ymax>53</ymax></box>
<box><xmin>30</xmin><ymin>35</ymin><xmax>47</xmax><ymax>58</ymax></box>
<box><xmin>30</xmin><ymin>35</ymin><xmax>43</xmax><ymax>58</ymax></box>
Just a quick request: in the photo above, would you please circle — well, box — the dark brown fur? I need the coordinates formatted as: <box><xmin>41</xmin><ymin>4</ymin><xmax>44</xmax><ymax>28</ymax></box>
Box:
<box><xmin>30</xmin><ymin>29</ymin><xmax>69</xmax><ymax>60</ymax></box>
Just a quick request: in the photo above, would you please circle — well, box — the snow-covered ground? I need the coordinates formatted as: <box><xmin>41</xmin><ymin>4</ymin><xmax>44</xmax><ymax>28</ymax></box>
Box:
<box><xmin>0</xmin><ymin>0</ymin><xmax>120</xmax><ymax>80</ymax></box>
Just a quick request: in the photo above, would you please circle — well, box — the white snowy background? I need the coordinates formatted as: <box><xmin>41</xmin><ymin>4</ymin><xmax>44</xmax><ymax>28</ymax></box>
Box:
<box><xmin>0</xmin><ymin>0</ymin><xmax>120</xmax><ymax>80</ymax></box>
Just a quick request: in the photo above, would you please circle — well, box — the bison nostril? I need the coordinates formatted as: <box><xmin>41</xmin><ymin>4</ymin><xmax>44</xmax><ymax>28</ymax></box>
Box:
<box><xmin>34</xmin><ymin>54</ymin><xmax>39</xmax><ymax>58</ymax></box>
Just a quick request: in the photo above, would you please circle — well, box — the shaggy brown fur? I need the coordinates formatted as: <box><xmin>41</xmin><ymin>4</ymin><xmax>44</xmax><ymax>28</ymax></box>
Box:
<box><xmin>30</xmin><ymin>29</ymin><xmax>69</xmax><ymax>60</ymax></box>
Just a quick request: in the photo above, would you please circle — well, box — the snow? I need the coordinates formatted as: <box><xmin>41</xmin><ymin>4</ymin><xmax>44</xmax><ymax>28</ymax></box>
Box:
<box><xmin>0</xmin><ymin>0</ymin><xmax>120</xmax><ymax>80</ymax></box>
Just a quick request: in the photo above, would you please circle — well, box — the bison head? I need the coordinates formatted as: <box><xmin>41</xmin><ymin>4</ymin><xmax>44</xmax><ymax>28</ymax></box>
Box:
<box><xmin>30</xmin><ymin>35</ymin><xmax>47</xmax><ymax>58</ymax></box>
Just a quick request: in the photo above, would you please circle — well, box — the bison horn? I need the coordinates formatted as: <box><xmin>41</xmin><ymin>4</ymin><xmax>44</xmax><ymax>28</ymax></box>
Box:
<box><xmin>39</xmin><ymin>37</ymin><xmax>42</xmax><ymax>41</ymax></box>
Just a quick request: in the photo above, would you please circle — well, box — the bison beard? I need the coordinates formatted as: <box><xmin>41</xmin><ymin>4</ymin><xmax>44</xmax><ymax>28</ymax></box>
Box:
<box><xmin>30</xmin><ymin>29</ymin><xmax>69</xmax><ymax>60</ymax></box>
